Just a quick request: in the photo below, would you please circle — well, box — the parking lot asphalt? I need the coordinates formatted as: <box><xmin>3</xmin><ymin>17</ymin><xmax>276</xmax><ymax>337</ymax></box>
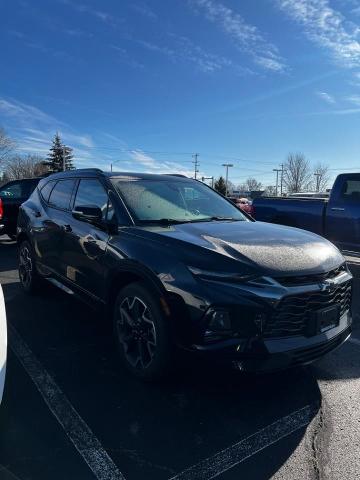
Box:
<box><xmin>0</xmin><ymin>237</ymin><xmax>359</xmax><ymax>480</ymax></box>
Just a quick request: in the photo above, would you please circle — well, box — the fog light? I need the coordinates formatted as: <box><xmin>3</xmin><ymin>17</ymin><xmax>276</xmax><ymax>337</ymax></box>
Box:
<box><xmin>208</xmin><ymin>309</ymin><xmax>231</xmax><ymax>332</ymax></box>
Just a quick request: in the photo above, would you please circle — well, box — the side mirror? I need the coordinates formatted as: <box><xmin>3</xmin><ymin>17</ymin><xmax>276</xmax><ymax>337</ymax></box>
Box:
<box><xmin>72</xmin><ymin>205</ymin><xmax>103</xmax><ymax>224</ymax></box>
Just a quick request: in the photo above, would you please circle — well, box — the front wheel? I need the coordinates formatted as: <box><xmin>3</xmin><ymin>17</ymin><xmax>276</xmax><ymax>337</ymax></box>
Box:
<box><xmin>18</xmin><ymin>240</ymin><xmax>42</xmax><ymax>294</ymax></box>
<box><xmin>113</xmin><ymin>282</ymin><xmax>174</xmax><ymax>381</ymax></box>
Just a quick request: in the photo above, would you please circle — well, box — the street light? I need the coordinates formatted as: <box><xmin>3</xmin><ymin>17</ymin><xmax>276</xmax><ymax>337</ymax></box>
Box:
<box><xmin>314</xmin><ymin>173</ymin><xmax>321</xmax><ymax>192</ymax></box>
<box><xmin>222</xmin><ymin>164</ymin><xmax>233</xmax><ymax>197</ymax></box>
<box><xmin>273</xmin><ymin>168</ymin><xmax>282</xmax><ymax>197</ymax></box>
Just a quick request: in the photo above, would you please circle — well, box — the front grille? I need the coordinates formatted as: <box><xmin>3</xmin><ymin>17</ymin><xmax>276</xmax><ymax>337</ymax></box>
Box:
<box><xmin>264</xmin><ymin>280</ymin><xmax>352</xmax><ymax>338</ymax></box>
<box><xmin>274</xmin><ymin>264</ymin><xmax>347</xmax><ymax>287</ymax></box>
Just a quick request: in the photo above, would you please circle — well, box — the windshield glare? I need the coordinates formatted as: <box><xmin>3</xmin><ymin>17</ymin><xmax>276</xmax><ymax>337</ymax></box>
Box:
<box><xmin>112</xmin><ymin>178</ymin><xmax>247</xmax><ymax>224</ymax></box>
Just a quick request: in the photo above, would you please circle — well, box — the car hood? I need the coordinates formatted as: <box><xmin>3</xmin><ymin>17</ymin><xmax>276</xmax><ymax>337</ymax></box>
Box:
<box><xmin>137</xmin><ymin>220</ymin><xmax>344</xmax><ymax>276</ymax></box>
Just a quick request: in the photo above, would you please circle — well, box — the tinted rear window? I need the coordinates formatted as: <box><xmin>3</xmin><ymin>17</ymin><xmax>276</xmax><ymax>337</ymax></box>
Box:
<box><xmin>342</xmin><ymin>180</ymin><xmax>360</xmax><ymax>201</ymax></box>
<box><xmin>0</xmin><ymin>179</ymin><xmax>38</xmax><ymax>199</ymax></box>
<box><xmin>48</xmin><ymin>179</ymin><xmax>76</xmax><ymax>210</ymax></box>
<box><xmin>40</xmin><ymin>181</ymin><xmax>56</xmax><ymax>203</ymax></box>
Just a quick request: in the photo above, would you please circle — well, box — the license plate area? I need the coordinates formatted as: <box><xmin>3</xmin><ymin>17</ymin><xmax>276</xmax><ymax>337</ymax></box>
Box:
<box><xmin>306</xmin><ymin>304</ymin><xmax>340</xmax><ymax>337</ymax></box>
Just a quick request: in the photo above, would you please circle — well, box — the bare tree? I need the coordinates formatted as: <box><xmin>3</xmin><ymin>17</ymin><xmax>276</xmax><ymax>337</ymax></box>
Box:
<box><xmin>283</xmin><ymin>153</ymin><xmax>312</xmax><ymax>193</ymax></box>
<box><xmin>3</xmin><ymin>154</ymin><xmax>48</xmax><ymax>180</ymax></box>
<box><xmin>264</xmin><ymin>185</ymin><xmax>277</xmax><ymax>196</ymax></box>
<box><xmin>0</xmin><ymin>127</ymin><xmax>15</xmax><ymax>166</ymax></box>
<box><xmin>245</xmin><ymin>177</ymin><xmax>263</xmax><ymax>192</ymax></box>
<box><xmin>313</xmin><ymin>162</ymin><xmax>330</xmax><ymax>192</ymax></box>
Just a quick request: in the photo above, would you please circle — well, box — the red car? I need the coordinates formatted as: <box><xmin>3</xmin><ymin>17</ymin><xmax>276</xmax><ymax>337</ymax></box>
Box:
<box><xmin>229</xmin><ymin>197</ymin><xmax>254</xmax><ymax>216</ymax></box>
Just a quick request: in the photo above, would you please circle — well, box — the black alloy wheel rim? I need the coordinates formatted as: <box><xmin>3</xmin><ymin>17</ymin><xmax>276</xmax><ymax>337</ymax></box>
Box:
<box><xmin>117</xmin><ymin>296</ymin><xmax>157</xmax><ymax>369</ymax></box>
<box><xmin>19</xmin><ymin>245</ymin><xmax>33</xmax><ymax>289</ymax></box>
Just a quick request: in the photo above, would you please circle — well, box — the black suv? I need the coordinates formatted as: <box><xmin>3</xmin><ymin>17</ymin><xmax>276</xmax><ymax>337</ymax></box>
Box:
<box><xmin>17</xmin><ymin>169</ymin><xmax>352</xmax><ymax>380</ymax></box>
<box><xmin>0</xmin><ymin>178</ymin><xmax>40</xmax><ymax>239</ymax></box>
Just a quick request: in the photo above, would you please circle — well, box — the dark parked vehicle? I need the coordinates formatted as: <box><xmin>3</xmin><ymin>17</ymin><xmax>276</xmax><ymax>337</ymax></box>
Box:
<box><xmin>17</xmin><ymin>169</ymin><xmax>352</xmax><ymax>380</ymax></box>
<box><xmin>253</xmin><ymin>173</ymin><xmax>360</xmax><ymax>254</ymax></box>
<box><xmin>0</xmin><ymin>178</ymin><xmax>40</xmax><ymax>239</ymax></box>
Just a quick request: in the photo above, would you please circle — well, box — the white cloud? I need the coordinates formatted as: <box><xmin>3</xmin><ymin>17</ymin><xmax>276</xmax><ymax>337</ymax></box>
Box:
<box><xmin>345</xmin><ymin>94</ymin><xmax>360</xmax><ymax>105</ymax></box>
<box><xmin>276</xmin><ymin>0</ymin><xmax>360</xmax><ymax>68</ymax></box>
<box><xmin>316</xmin><ymin>91</ymin><xmax>336</xmax><ymax>103</ymax></box>
<box><xmin>0</xmin><ymin>98</ymin><xmax>95</xmax><ymax>163</ymax></box>
<box><xmin>110</xmin><ymin>45</ymin><xmax>145</xmax><ymax>69</ymax></box>
<box><xmin>64</xmin><ymin>28</ymin><xmax>93</xmax><ymax>38</ymax></box>
<box><xmin>0</xmin><ymin>98</ymin><xmax>62</xmax><ymax>128</ymax></box>
<box><xmin>129</xmin><ymin>150</ymin><xmax>194</xmax><ymax>176</ymax></box>
<box><xmin>132</xmin><ymin>3</ymin><xmax>157</xmax><ymax>20</ymax></box>
<box><xmin>61</xmin><ymin>0</ymin><xmax>119</xmax><ymax>26</ymax></box>
<box><xmin>190</xmin><ymin>0</ymin><xmax>286</xmax><ymax>72</ymax></box>
<box><xmin>138</xmin><ymin>36</ymin><xmax>251</xmax><ymax>74</ymax></box>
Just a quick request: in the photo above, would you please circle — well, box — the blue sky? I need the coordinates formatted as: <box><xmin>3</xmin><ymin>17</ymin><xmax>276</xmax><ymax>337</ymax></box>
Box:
<box><xmin>1</xmin><ymin>0</ymin><xmax>360</xmax><ymax>187</ymax></box>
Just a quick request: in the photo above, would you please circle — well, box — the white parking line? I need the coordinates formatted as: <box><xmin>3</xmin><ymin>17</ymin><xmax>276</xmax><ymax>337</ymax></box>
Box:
<box><xmin>169</xmin><ymin>404</ymin><xmax>316</xmax><ymax>480</ymax></box>
<box><xmin>9</xmin><ymin>324</ymin><xmax>126</xmax><ymax>480</ymax></box>
<box><xmin>349</xmin><ymin>337</ymin><xmax>360</xmax><ymax>347</ymax></box>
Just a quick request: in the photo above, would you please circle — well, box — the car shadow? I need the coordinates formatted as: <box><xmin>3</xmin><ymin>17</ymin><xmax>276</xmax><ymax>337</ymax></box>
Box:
<box><xmin>1</xmin><ymin>279</ymin><xmax>323</xmax><ymax>480</ymax></box>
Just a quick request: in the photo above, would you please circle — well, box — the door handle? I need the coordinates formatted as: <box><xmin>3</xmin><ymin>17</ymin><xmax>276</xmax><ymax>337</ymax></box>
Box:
<box><xmin>62</xmin><ymin>224</ymin><xmax>72</xmax><ymax>232</ymax></box>
<box><xmin>331</xmin><ymin>207</ymin><xmax>345</xmax><ymax>211</ymax></box>
<box><xmin>32</xmin><ymin>211</ymin><xmax>41</xmax><ymax>218</ymax></box>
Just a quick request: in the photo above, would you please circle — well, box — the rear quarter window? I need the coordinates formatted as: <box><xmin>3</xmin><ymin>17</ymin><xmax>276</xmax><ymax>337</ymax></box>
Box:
<box><xmin>48</xmin><ymin>179</ymin><xmax>76</xmax><ymax>210</ymax></box>
<box><xmin>40</xmin><ymin>181</ymin><xmax>56</xmax><ymax>203</ymax></box>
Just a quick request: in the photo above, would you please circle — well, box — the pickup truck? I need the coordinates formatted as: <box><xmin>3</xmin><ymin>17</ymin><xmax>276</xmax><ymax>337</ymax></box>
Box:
<box><xmin>0</xmin><ymin>178</ymin><xmax>40</xmax><ymax>239</ymax></box>
<box><xmin>253</xmin><ymin>173</ymin><xmax>360</xmax><ymax>254</ymax></box>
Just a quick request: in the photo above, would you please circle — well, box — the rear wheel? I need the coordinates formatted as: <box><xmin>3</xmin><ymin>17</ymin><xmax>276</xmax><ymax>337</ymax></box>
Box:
<box><xmin>113</xmin><ymin>282</ymin><xmax>174</xmax><ymax>381</ymax></box>
<box><xmin>18</xmin><ymin>240</ymin><xmax>42</xmax><ymax>294</ymax></box>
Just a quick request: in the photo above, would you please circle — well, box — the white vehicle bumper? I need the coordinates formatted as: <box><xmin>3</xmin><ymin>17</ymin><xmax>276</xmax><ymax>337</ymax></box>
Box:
<box><xmin>0</xmin><ymin>285</ymin><xmax>7</xmax><ymax>404</ymax></box>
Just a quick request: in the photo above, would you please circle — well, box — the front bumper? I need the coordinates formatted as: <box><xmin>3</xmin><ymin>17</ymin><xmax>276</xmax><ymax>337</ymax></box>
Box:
<box><xmin>190</xmin><ymin>311</ymin><xmax>352</xmax><ymax>372</ymax></box>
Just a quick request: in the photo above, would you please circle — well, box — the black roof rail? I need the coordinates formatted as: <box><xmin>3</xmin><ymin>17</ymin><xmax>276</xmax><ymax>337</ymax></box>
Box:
<box><xmin>71</xmin><ymin>168</ymin><xmax>104</xmax><ymax>174</ymax></box>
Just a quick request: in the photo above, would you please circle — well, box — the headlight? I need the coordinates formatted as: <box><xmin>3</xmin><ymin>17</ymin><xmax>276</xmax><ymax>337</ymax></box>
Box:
<box><xmin>188</xmin><ymin>266</ymin><xmax>257</xmax><ymax>283</ymax></box>
<box><xmin>207</xmin><ymin>309</ymin><xmax>232</xmax><ymax>332</ymax></box>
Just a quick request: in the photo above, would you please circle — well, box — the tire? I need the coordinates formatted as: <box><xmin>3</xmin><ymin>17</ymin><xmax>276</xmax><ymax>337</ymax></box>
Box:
<box><xmin>113</xmin><ymin>282</ymin><xmax>174</xmax><ymax>381</ymax></box>
<box><xmin>18</xmin><ymin>240</ymin><xmax>42</xmax><ymax>294</ymax></box>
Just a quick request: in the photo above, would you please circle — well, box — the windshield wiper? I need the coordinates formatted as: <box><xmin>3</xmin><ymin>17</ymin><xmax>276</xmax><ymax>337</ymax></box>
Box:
<box><xmin>138</xmin><ymin>216</ymin><xmax>242</xmax><ymax>225</ymax></box>
<box><xmin>138</xmin><ymin>218</ymin><xmax>191</xmax><ymax>225</ymax></box>
<box><xmin>205</xmin><ymin>216</ymin><xmax>242</xmax><ymax>221</ymax></box>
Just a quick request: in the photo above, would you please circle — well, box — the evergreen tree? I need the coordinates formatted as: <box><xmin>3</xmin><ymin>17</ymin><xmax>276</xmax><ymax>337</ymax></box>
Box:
<box><xmin>44</xmin><ymin>133</ymin><xmax>75</xmax><ymax>173</ymax></box>
<box><xmin>63</xmin><ymin>145</ymin><xmax>75</xmax><ymax>170</ymax></box>
<box><xmin>214</xmin><ymin>176</ymin><xmax>227</xmax><ymax>196</ymax></box>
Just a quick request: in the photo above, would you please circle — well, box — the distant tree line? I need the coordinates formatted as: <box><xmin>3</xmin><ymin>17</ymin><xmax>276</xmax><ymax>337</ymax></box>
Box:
<box><xmin>213</xmin><ymin>152</ymin><xmax>330</xmax><ymax>197</ymax></box>
<box><xmin>0</xmin><ymin>128</ymin><xmax>75</xmax><ymax>185</ymax></box>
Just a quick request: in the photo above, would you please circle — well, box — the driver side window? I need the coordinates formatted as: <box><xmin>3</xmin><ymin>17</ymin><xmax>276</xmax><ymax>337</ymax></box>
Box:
<box><xmin>74</xmin><ymin>179</ymin><xmax>111</xmax><ymax>221</ymax></box>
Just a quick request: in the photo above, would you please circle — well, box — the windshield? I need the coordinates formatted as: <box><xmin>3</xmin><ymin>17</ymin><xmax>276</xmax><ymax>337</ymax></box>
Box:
<box><xmin>112</xmin><ymin>178</ymin><xmax>247</xmax><ymax>224</ymax></box>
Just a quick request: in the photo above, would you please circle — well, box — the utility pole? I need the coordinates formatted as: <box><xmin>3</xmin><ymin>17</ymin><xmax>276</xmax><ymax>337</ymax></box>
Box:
<box><xmin>314</xmin><ymin>173</ymin><xmax>321</xmax><ymax>192</ymax></box>
<box><xmin>222</xmin><ymin>164</ymin><xmax>233</xmax><ymax>197</ymax></box>
<box><xmin>201</xmin><ymin>176</ymin><xmax>214</xmax><ymax>188</ymax></box>
<box><xmin>110</xmin><ymin>163</ymin><xmax>113</xmax><ymax>172</ymax></box>
<box><xmin>192</xmin><ymin>153</ymin><xmax>200</xmax><ymax>179</ymax></box>
<box><xmin>280</xmin><ymin>163</ymin><xmax>285</xmax><ymax>196</ymax></box>
<box><xmin>273</xmin><ymin>168</ymin><xmax>282</xmax><ymax>197</ymax></box>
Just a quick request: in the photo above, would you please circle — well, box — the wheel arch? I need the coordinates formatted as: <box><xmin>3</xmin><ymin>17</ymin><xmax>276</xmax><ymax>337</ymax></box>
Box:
<box><xmin>106</xmin><ymin>263</ymin><xmax>166</xmax><ymax>314</ymax></box>
<box><xmin>106</xmin><ymin>263</ymin><xmax>190</xmax><ymax>343</ymax></box>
